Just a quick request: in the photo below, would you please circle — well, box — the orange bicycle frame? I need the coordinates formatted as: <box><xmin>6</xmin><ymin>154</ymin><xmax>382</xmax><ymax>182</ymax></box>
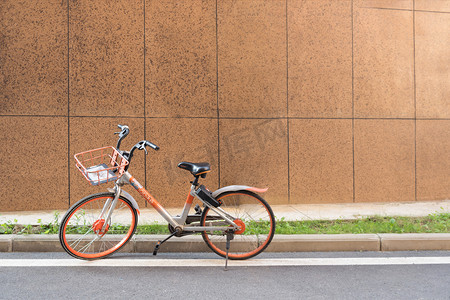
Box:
<box><xmin>117</xmin><ymin>172</ymin><xmax>237</xmax><ymax>232</ymax></box>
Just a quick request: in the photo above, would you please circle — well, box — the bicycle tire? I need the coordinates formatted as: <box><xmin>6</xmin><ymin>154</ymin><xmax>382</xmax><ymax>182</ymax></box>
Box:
<box><xmin>59</xmin><ymin>192</ymin><xmax>138</xmax><ymax>260</ymax></box>
<box><xmin>200</xmin><ymin>190</ymin><xmax>275</xmax><ymax>260</ymax></box>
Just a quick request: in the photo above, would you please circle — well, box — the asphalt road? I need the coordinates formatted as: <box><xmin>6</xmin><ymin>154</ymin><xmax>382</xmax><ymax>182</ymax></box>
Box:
<box><xmin>1</xmin><ymin>251</ymin><xmax>449</xmax><ymax>300</ymax></box>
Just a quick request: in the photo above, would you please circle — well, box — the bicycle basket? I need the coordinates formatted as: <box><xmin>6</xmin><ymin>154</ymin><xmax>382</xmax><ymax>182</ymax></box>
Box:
<box><xmin>74</xmin><ymin>146</ymin><xmax>129</xmax><ymax>186</ymax></box>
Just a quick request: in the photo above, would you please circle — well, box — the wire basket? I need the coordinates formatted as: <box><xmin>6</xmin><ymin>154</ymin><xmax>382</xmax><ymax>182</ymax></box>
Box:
<box><xmin>74</xmin><ymin>146</ymin><xmax>129</xmax><ymax>186</ymax></box>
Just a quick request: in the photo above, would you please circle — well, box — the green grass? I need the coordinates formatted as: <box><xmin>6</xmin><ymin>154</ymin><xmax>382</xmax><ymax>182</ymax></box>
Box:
<box><xmin>275</xmin><ymin>213</ymin><xmax>450</xmax><ymax>234</ymax></box>
<box><xmin>1</xmin><ymin>213</ymin><xmax>449</xmax><ymax>235</ymax></box>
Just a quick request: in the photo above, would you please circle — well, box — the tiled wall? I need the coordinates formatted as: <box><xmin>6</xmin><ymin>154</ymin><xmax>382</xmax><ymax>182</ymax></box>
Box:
<box><xmin>1</xmin><ymin>0</ymin><xmax>449</xmax><ymax>211</ymax></box>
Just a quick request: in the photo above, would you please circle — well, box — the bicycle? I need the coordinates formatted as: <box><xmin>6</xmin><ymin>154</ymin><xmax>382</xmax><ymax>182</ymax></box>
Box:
<box><xmin>59</xmin><ymin>125</ymin><xmax>275</xmax><ymax>268</ymax></box>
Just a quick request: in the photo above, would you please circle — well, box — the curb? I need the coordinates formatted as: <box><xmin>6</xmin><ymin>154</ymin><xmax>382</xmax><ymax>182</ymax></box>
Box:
<box><xmin>379</xmin><ymin>233</ymin><xmax>450</xmax><ymax>251</ymax></box>
<box><xmin>1</xmin><ymin>234</ymin><xmax>450</xmax><ymax>253</ymax></box>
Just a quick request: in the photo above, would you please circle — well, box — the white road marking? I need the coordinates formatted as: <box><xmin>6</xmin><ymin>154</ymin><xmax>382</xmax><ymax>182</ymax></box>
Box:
<box><xmin>0</xmin><ymin>257</ymin><xmax>449</xmax><ymax>267</ymax></box>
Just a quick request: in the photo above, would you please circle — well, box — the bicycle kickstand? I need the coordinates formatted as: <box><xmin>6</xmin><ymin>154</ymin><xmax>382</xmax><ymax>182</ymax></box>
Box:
<box><xmin>153</xmin><ymin>229</ymin><xmax>179</xmax><ymax>256</ymax></box>
<box><xmin>224</xmin><ymin>230</ymin><xmax>234</xmax><ymax>271</ymax></box>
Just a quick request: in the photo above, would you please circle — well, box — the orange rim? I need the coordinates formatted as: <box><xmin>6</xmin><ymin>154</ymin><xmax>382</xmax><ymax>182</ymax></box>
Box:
<box><xmin>202</xmin><ymin>193</ymin><xmax>274</xmax><ymax>259</ymax></box>
<box><xmin>62</xmin><ymin>197</ymin><xmax>136</xmax><ymax>259</ymax></box>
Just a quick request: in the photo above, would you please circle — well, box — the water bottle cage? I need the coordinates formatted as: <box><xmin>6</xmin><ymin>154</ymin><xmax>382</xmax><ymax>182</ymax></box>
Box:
<box><xmin>196</xmin><ymin>185</ymin><xmax>222</xmax><ymax>208</ymax></box>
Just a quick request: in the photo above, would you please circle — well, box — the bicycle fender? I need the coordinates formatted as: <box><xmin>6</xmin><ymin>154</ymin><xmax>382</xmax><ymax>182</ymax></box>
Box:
<box><xmin>211</xmin><ymin>185</ymin><xmax>268</xmax><ymax>198</ymax></box>
<box><xmin>107</xmin><ymin>188</ymin><xmax>140</xmax><ymax>214</ymax></box>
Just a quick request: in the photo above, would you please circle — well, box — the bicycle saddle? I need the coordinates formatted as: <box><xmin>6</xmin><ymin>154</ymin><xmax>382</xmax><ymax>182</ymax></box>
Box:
<box><xmin>177</xmin><ymin>162</ymin><xmax>211</xmax><ymax>176</ymax></box>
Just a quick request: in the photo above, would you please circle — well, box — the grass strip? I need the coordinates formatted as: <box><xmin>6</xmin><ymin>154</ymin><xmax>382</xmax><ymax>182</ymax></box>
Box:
<box><xmin>275</xmin><ymin>213</ymin><xmax>450</xmax><ymax>234</ymax></box>
<box><xmin>1</xmin><ymin>213</ymin><xmax>448</xmax><ymax>235</ymax></box>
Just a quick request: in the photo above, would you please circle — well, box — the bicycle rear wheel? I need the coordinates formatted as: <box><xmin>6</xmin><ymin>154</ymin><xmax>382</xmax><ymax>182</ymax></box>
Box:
<box><xmin>200</xmin><ymin>190</ymin><xmax>275</xmax><ymax>260</ymax></box>
<box><xmin>59</xmin><ymin>192</ymin><xmax>138</xmax><ymax>260</ymax></box>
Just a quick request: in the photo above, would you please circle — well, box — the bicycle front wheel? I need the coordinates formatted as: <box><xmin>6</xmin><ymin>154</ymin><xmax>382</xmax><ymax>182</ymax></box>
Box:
<box><xmin>59</xmin><ymin>192</ymin><xmax>138</xmax><ymax>260</ymax></box>
<box><xmin>200</xmin><ymin>190</ymin><xmax>275</xmax><ymax>260</ymax></box>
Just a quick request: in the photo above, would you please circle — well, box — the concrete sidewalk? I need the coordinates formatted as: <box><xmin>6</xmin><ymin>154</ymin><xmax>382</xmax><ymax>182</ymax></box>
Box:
<box><xmin>0</xmin><ymin>200</ymin><xmax>449</xmax><ymax>253</ymax></box>
<box><xmin>1</xmin><ymin>199</ymin><xmax>449</xmax><ymax>225</ymax></box>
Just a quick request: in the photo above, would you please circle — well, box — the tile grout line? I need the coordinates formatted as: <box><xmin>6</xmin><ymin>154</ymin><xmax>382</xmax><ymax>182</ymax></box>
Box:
<box><xmin>414</xmin><ymin>9</ymin><xmax>450</xmax><ymax>14</ymax></box>
<box><xmin>67</xmin><ymin>0</ymin><xmax>71</xmax><ymax>207</ymax></box>
<box><xmin>352</xmin><ymin>0</ymin><xmax>356</xmax><ymax>203</ymax></box>
<box><xmin>286</xmin><ymin>0</ymin><xmax>290</xmax><ymax>204</ymax></box>
<box><xmin>143</xmin><ymin>0</ymin><xmax>147</xmax><ymax>203</ymax></box>
<box><xmin>413</xmin><ymin>0</ymin><xmax>417</xmax><ymax>202</ymax></box>
<box><xmin>0</xmin><ymin>115</ymin><xmax>69</xmax><ymax>118</ymax></box>
<box><xmin>362</xmin><ymin>6</ymin><xmax>450</xmax><ymax>14</ymax></box>
<box><xmin>216</xmin><ymin>0</ymin><xmax>221</xmax><ymax>189</ymax></box>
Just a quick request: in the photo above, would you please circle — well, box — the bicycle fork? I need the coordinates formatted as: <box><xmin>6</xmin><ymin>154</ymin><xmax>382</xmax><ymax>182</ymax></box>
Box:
<box><xmin>96</xmin><ymin>185</ymin><xmax>122</xmax><ymax>235</ymax></box>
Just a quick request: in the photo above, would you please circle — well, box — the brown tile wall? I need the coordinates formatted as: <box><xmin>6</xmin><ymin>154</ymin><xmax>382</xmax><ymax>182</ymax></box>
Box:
<box><xmin>415</xmin><ymin>11</ymin><xmax>450</xmax><ymax>118</ymax></box>
<box><xmin>219</xmin><ymin>119</ymin><xmax>289</xmax><ymax>205</ymax></box>
<box><xmin>354</xmin><ymin>0</ymin><xmax>413</xmax><ymax>10</ymax></box>
<box><xmin>1</xmin><ymin>1</ymin><xmax>449</xmax><ymax>211</ymax></box>
<box><xmin>0</xmin><ymin>0</ymin><xmax>67</xmax><ymax>115</ymax></box>
<box><xmin>146</xmin><ymin>0</ymin><xmax>216</xmax><ymax>118</ymax></box>
<box><xmin>289</xmin><ymin>119</ymin><xmax>353</xmax><ymax>204</ymax></box>
<box><xmin>354</xmin><ymin>120</ymin><xmax>415</xmax><ymax>202</ymax></box>
<box><xmin>69</xmin><ymin>0</ymin><xmax>144</xmax><ymax>117</ymax></box>
<box><xmin>354</xmin><ymin>6</ymin><xmax>414</xmax><ymax>118</ymax></box>
<box><xmin>218</xmin><ymin>0</ymin><xmax>287</xmax><ymax>118</ymax></box>
<box><xmin>416</xmin><ymin>120</ymin><xmax>450</xmax><ymax>201</ymax></box>
<box><xmin>415</xmin><ymin>0</ymin><xmax>450</xmax><ymax>12</ymax></box>
<box><xmin>289</xmin><ymin>0</ymin><xmax>352</xmax><ymax>118</ymax></box>
<box><xmin>0</xmin><ymin>117</ymin><xmax>69</xmax><ymax>211</ymax></box>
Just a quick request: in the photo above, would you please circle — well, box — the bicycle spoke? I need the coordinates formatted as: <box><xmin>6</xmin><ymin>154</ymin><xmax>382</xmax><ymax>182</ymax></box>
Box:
<box><xmin>68</xmin><ymin>228</ymin><xmax>94</xmax><ymax>249</ymax></box>
<box><xmin>77</xmin><ymin>235</ymin><xmax>100</xmax><ymax>254</ymax></box>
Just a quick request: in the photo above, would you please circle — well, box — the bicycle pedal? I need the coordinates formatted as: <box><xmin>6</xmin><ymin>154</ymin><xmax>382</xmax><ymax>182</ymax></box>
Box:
<box><xmin>153</xmin><ymin>241</ymin><xmax>161</xmax><ymax>256</ymax></box>
<box><xmin>152</xmin><ymin>230</ymin><xmax>178</xmax><ymax>256</ymax></box>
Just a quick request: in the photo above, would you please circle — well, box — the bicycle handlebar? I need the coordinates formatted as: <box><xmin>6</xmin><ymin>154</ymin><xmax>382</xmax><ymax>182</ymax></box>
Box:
<box><xmin>115</xmin><ymin>124</ymin><xmax>130</xmax><ymax>150</ymax></box>
<box><xmin>117</xmin><ymin>124</ymin><xmax>127</xmax><ymax>131</ymax></box>
<box><xmin>145</xmin><ymin>140</ymin><xmax>160</xmax><ymax>151</ymax></box>
<box><xmin>114</xmin><ymin>125</ymin><xmax>160</xmax><ymax>168</ymax></box>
